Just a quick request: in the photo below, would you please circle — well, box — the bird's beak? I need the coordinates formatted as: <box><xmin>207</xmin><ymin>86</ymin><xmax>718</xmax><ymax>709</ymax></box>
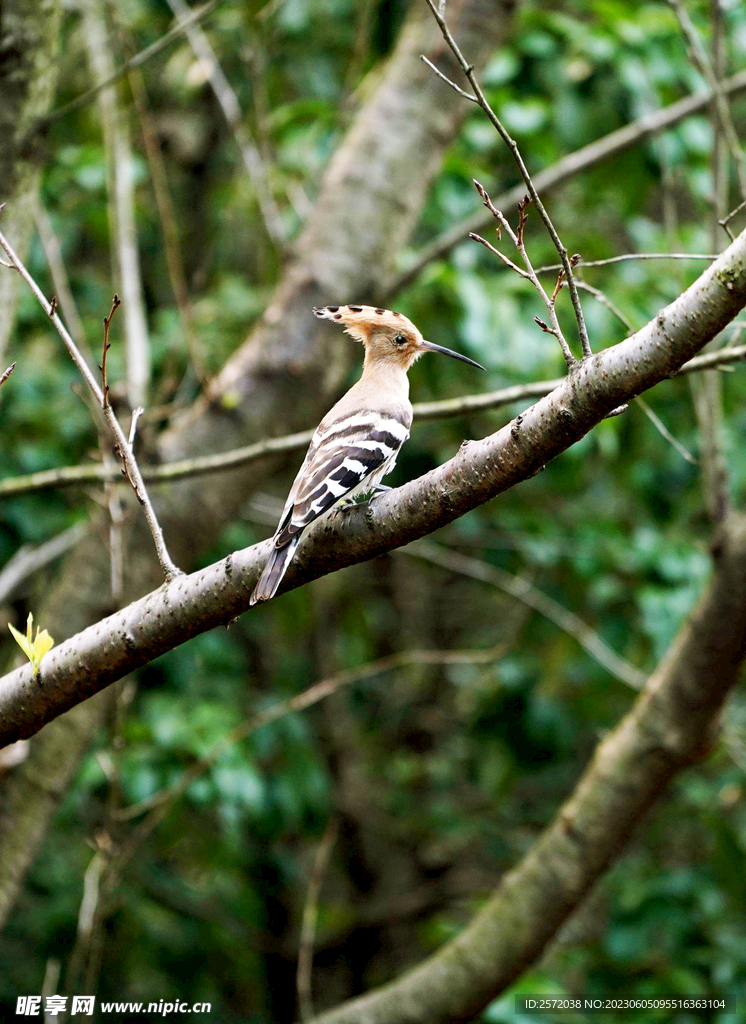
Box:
<box><xmin>420</xmin><ymin>340</ymin><xmax>485</xmax><ymax>371</ymax></box>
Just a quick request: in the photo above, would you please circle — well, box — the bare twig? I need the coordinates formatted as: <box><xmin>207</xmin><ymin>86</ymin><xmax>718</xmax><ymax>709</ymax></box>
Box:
<box><xmin>389</xmin><ymin>70</ymin><xmax>746</xmax><ymax>298</ymax></box>
<box><xmin>114</xmin><ymin>641</ymin><xmax>510</xmax><ymax>825</ymax></box>
<box><xmin>561</xmin><ymin>280</ymin><xmax>698</xmax><ymax>465</ymax></box>
<box><xmin>84</xmin><ymin>2</ymin><xmax>151</xmax><ymax>408</ymax></box>
<box><xmin>667</xmin><ymin>0</ymin><xmax>746</xmax><ymax>201</ymax></box>
<box><xmin>573</xmin><ymin>280</ymin><xmax>635</xmax><ymax>335</ymax></box>
<box><xmin>124</xmin><ymin>57</ymin><xmax>208</xmax><ymax>388</ymax></box>
<box><xmin>0</xmin><ymin>226</ymin><xmax>182</xmax><ymax>581</ymax></box>
<box><xmin>102</xmin><ymin>448</ymin><xmax>125</xmax><ymax>603</ymax></box>
<box><xmin>419</xmin><ymin>55</ymin><xmax>477</xmax><ymax>102</ymax></box>
<box><xmin>101</xmin><ymin>294</ymin><xmax>120</xmax><ymax>410</ymax></box>
<box><xmin>536</xmin><ymin>252</ymin><xmax>720</xmax><ymax>273</ymax></box>
<box><xmin>637</xmin><ymin>397</ymin><xmax>697</xmax><ymax>465</ymax></box>
<box><xmin>39</xmin><ymin>0</ymin><xmax>225</xmax><ymax>127</ymax></box>
<box><xmin>64</xmin><ymin>848</ymin><xmax>107</xmax><ymax>1003</ymax></box>
<box><xmin>471</xmin><ymin>182</ymin><xmax>578</xmax><ymax>368</ymax></box>
<box><xmin>720</xmin><ymin>198</ymin><xmax>746</xmax><ymax>239</ymax></box>
<box><xmin>0</xmin><ymin>362</ymin><xmax>15</xmax><ymax>389</ymax></box>
<box><xmin>0</xmin><ymin>525</ymin><xmax>86</xmax><ymax>605</ymax></box>
<box><xmin>128</xmin><ymin>406</ymin><xmax>143</xmax><ymax>447</ymax></box>
<box><xmin>402</xmin><ymin>542</ymin><xmax>646</xmax><ymax>690</ymax></box>
<box><xmin>33</xmin><ymin>203</ymin><xmax>92</xmax><ymax>365</ymax></box>
<box><xmin>165</xmin><ymin>0</ymin><xmax>285</xmax><ymax>246</ymax></box>
<box><xmin>3</xmin><ymin>342</ymin><xmax>746</xmax><ymax>499</ymax></box>
<box><xmin>422</xmin><ymin>0</ymin><xmax>590</xmax><ymax>359</ymax></box>
<box><xmin>469</xmin><ymin>232</ymin><xmax>529</xmax><ymax>277</ymax></box>
<box><xmin>298</xmin><ymin>818</ymin><xmax>338</xmax><ymax>1023</ymax></box>
<box><xmin>41</xmin><ymin>959</ymin><xmax>61</xmax><ymax>1024</ymax></box>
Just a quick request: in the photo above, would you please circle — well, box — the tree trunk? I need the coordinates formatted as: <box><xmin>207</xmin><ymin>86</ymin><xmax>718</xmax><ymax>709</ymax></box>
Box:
<box><xmin>0</xmin><ymin>0</ymin><xmax>62</xmax><ymax>361</ymax></box>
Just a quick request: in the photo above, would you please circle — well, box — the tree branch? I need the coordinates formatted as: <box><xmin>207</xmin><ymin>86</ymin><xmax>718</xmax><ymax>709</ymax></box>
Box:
<box><xmin>37</xmin><ymin>0</ymin><xmax>225</xmax><ymax>128</ymax></box>
<box><xmin>389</xmin><ymin>70</ymin><xmax>746</xmax><ymax>297</ymax></box>
<box><xmin>402</xmin><ymin>542</ymin><xmax>646</xmax><ymax>689</ymax></box>
<box><xmin>667</xmin><ymin>0</ymin><xmax>746</xmax><ymax>201</ymax></box>
<box><xmin>311</xmin><ymin>509</ymin><xmax>746</xmax><ymax>1024</ymax></box>
<box><xmin>2</xmin><ymin>228</ymin><xmax>746</xmax><ymax>746</ymax></box>
<box><xmin>421</xmin><ymin>0</ymin><xmax>590</xmax><ymax>359</ymax></box>
<box><xmin>0</xmin><ymin>363</ymin><xmax>15</xmax><ymax>390</ymax></box>
<box><xmin>471</xmin><ymin>182</ymin><xmax>579</xmax><ymax>368</ymax></box>
<box><xmin>165</xmin><ymin>0</ymin><xmax>285</xmax><ymax>246</ymax></box>
<box><xmin>84</xmin><ymin>0</ymin><xmax>151</xmax><ymax>408</ymax></box>
<box><xmin>0</xmin><ymin>225</ymin><xmax>182</xmax><ymax>581</ymax></box>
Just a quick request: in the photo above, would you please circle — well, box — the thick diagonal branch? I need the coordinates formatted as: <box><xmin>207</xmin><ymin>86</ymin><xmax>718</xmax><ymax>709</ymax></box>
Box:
<box><xmin>2</xmin><ymin>228</ymin><xmax>746</xmax><ymax>746</ymax></box>
<box><xmin>311</xmin><ymin>508</ymin><xmax>746</xmax><ymax>1024</ymax></box>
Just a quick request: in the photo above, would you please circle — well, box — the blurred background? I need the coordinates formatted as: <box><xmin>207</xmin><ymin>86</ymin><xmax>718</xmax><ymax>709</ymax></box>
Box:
<box><xmin>1</xmin><ymin>0</ymin><xmax>746</xmax><ymax>1021</ymax></box>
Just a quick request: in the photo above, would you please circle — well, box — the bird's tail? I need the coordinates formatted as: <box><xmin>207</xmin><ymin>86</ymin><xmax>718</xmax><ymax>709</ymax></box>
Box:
<box><xmin>250</xmin><ymin>537</ymin><xmax>300</xmax><ymax>605</ymax></box>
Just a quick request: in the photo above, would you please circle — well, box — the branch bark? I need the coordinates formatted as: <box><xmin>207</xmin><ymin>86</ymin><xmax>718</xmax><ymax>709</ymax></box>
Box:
<box><xmin>0</xmin><ymin>0</ymin><xmax>514</xmax><ymax>930</ymax></box>
<box><xmin>311</xmin><ymin>508</ymin><xmax>746</xmax><ymax>1024</ymax></box>
<box><xmin>2</xmin><ymin>228</ymin><xmax>746</xmax><ymax>746</ymax></box>
<box><xmin>0</xmin><ymin>0</ymin><xmax>62</xmax><ymax>361</ymax></box>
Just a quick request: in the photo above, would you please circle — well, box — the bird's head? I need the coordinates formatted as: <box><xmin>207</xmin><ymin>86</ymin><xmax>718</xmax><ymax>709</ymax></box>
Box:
<box><xmin>312</xmin><ymin>304</ymin><xmax>484</xmax><ymax>372</ymax></box>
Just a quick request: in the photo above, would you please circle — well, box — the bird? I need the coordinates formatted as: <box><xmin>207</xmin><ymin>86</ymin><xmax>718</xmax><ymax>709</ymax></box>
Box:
<box><xmin>250</xmin><ymin>304</ymin><xmax>484</xmax><ymax>604</ymax></box>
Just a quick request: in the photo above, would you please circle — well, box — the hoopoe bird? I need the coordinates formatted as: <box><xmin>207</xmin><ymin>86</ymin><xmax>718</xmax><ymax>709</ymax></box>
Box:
<box><xmin>250</xmin><ymin>304</ymin><xmax>484</xmax><ymax>604</ymax></box>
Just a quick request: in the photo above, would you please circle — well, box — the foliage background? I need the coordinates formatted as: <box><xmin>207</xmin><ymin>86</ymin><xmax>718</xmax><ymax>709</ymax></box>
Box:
<box><xmin>1</xmin><ymin>0</ymin><xmax>746</xmax><ymax>1020</ymax></box>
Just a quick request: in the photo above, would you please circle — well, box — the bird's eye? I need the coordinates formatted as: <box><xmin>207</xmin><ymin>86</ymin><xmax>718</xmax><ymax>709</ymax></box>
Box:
<box><xmin>394</xmin><ymin>335</ymin><xmax>407</xmax><ymax>346</ymax></box>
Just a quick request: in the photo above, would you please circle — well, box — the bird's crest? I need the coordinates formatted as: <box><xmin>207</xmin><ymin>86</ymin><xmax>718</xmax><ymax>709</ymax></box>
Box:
<box><xmin>312</xmin><ymin>304</ymin><xmax>418</xmax><ymax>344</ymax></box>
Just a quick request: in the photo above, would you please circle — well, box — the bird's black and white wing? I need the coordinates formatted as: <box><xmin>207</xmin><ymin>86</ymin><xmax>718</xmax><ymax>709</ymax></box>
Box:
<box><xmin>273</xmin><ymin>412</ymin><xmax>410</xmax><ymax>547</ymax></box>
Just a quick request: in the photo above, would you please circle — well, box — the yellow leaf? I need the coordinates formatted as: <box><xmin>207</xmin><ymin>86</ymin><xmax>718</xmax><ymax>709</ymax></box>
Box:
<box><xmin>8</xmin><ymin>612</ymin><xmax>55</xmax><ymax>673</ymax></box>
<box><xmin>32</xmin><ymin>629</ymin><xmax>55</xmax><ymax>665</ymax></box>
<box><xmin>8</xmin><ymin>621</ymin><xmax>33</xmax><ymax>661</ymax></box>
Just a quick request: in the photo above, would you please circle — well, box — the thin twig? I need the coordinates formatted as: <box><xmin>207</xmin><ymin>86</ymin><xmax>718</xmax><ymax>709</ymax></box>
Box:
<box><xmin>113</xmin><ymin>642</ymin><xmax>510</xmax><ymax>824</ymax></box>
<box><xmin>637</xmin><ymin>397</ymin><xmax>697</xmax><ymax>465</ymax></box>
<box><xmin>165</xmin><ymin>0</ymin><xmax>285</xmax><ymax>246</ymax></box>
<box><xmin>419</xmin><ymin>55</ymin><xmax>477</xmax><ymax>102</ymax></box>
<box><xmin>469</xmin><ymin>232</ymin><xmax>529</xmax><ymax>278</ymax></box>
<box><xmin>101</xmin><ymin>294</ymin><xmax>120</xmax><ymax>410</ymax></box>
<box><xmin>128</xmin><ymin>406</ymin><xmax>143</xmax><ymax>447</ymax></box>
<box><xmin>0</xmin><ymin>224</ymin><xmax>182</xmax><ymax>581</ymax></box>
<box><xmin>38</xmin><ymin>0</ymin><xmax>225</xmax><ymax>128</ymax></box>
<box><xmin>84</xmin><ymin>2</ymin><xmax>151</xmax><ymax>408</ymax></box>
<box><xmin>573</xmin><ymin>280</ymin><xmax>635</xmax><ymax>334</ymax></box>
<box><xmin>2</xmin><ymin>341</ymin><xmax>746</xmax><ymax>499</ymax></box>
<box><xmin>667</xmin><ymin>0</ymin><xmax>746</xmax><ymax>202</ymax></box>
<box><xmin>536</xmin><ymin>252</ymin><xmax>720</xmax><ymax>273</ymax></box>
<box><xmin>0</xmin><ymin>362</ymin><xmax>15</xmax><ymax>389</ymax></box>
<box><xmin>33</xmin><ymin>203</ymin><xmax>93</xmax><ymax>365</ymax></box>
<box><xmin>680</xmin><ymin>0</ymin><xmax>732</xmax><ymax>523</ymax></box>
<box><xmin>297</xmin><ymin>818</ymin><xmax>338</xmax><ymax>1023</ymax></box>
<box><xmin>720</xmin><ymin>198</ymin><xmax>746</xmax><ymax>239</ymax></box>
<box><xmin>0</xmin><ymin>525</ymin><xmax>86</xmax><ymax>605</ymax></box>
<box><xmin>422</xmin><ymin>0</ymin><xmax>591</xmax><ymax>359</ymax></box>
<box><xmin>63</xmin><ymin>848</ymin><xmax>107</xmax><ymax>1002</ymax></box>
<box><xmin>471</xmin><ymin>182</ymin><xmax>578</xmax><ymax>368</ymax></box>
<box><xmin>41</xmin><ymin>959</ymin><xmax>61</xmax><ymax>1024</ymax></box>
<box><xmin>389</xmin><ymin>71</ymin><xmax>746</xmax><ymax>298</ymax></box>
<box><xmin>566</xmin><ymin>279</ymin><xmax>699</xmax><ymax>462</ymax></box>
<box><xmin>402</xmin><ymin>541</ymin><xmax>647</xmax><ymax>690</ymax></box>
<box><xmin>123</xmin><ymin>58</ymin><xmax>208</xmax><ymax>388</ymax></box>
